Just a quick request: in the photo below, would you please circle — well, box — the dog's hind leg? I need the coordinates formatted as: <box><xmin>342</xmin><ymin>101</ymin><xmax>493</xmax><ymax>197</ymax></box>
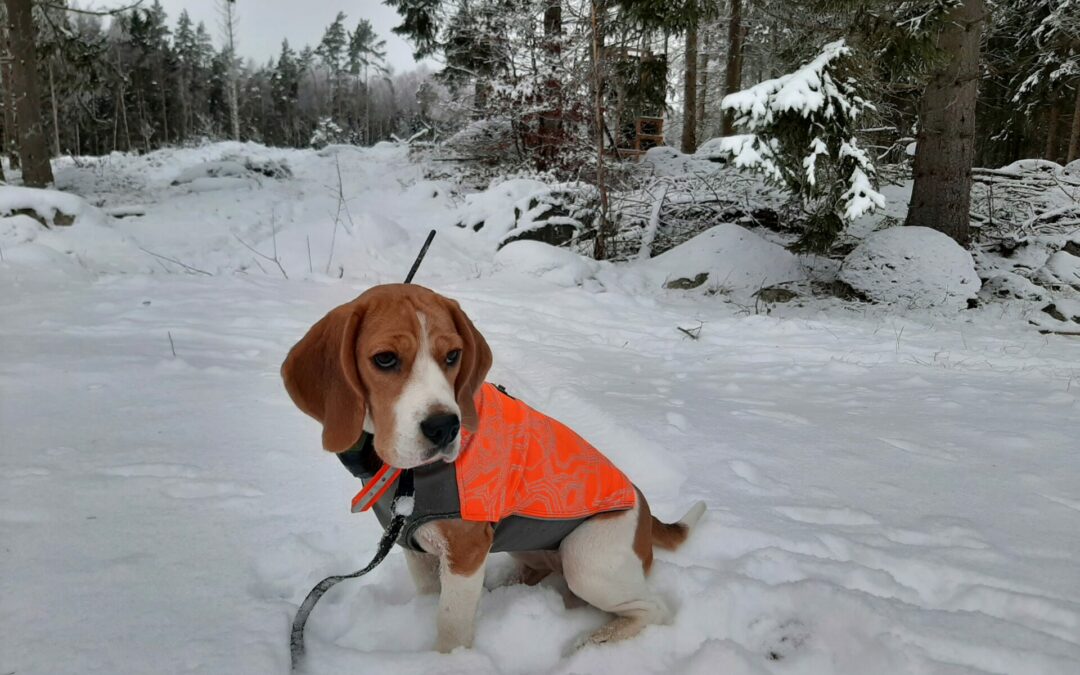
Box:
<box><xmin>560</xmin><ymin>500</ymin><xmax>671</xmax><ymax>648</ymax></box>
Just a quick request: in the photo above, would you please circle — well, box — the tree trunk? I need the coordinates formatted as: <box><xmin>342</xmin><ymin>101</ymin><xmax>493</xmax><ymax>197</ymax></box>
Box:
<box><xmin>721</xmin><ymin>0</ymin><xmax>744</xmax><ymax>136</ymax></box>
<box><xmin>159</xmin><ymin>80</ymin><xmax>169</xmax><ymax>146</ymax></box>
<box><xmin>223</xmin><ymin>1</ymin><xmax>241</xmax><ymax>141</ymax></box>
<box><xmin>1</xmin><ymin>25</ymin><xmax>20</xmax><ymax>169</ymax></box>
<box><xmin>696</xmin><ymin>29</ymin><xmax>709</xmax><ymax>140</ymax></box>
<box><xmin>537</xmin><ymin>0</ymin><xmax>563</xmax><ymax>167</ymax></box>
<box><xmin>48</xmin><ymin>60</ymin><xmax>59</xmax><ymax>156</ymax></box>
<box><xmin>4</xmin><ymin>0</ymin><xmax>54</xmax><ymax>186</ymax></box>
<box><xmin>591</xmin><ymin>0</ymin><xmax>610</xmax><ymax>260</ymax></box>
<box><xmin>1068</xmin><ymin>83</ymin><xmax>1080</xmax><ymax>163</ymax></box>
<box><xmin>1045</xmin><ymin>102</ymin><xmax>1060</xmax><ymax>161</ymax></box>
<box><xmin>904</xmin><ymin>0</ymin><xmax>984</xmax><ymax>247</ymax></box>
<box><xmin>680</xmin><ymin>20</ymin><xmax>698</xmax><ymax>154</ymax></box>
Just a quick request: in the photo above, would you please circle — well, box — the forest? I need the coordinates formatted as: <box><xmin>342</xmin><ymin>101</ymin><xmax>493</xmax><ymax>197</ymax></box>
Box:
<box><xmin>1</xmin><ymin>1</ymin><xmax>1077</xmax><ymax>235</ymax></box>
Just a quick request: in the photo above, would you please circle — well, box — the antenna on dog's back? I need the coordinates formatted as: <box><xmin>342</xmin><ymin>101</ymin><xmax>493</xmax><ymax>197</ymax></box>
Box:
<box><xmin>404</xmin><ymin>230</ymin><xmax>437</xmax><ymax>284</ymax></box>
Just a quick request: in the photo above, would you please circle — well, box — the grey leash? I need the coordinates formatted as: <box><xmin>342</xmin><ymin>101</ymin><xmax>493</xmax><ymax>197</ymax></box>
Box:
<box><xmin>289</xmin><ymin>230</ymin><xmax>435</xmax><ymax>670</ymax></box>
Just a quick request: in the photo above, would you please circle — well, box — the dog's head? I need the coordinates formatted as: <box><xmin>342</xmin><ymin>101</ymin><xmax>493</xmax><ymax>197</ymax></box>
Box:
<box><xmin>281</xmin><ymin>284</ymin><xmax>492</xmax><ymax>468</ymax></box>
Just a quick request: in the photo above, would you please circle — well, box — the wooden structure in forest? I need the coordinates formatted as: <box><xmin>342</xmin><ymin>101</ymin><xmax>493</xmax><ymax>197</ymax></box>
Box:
<box><xmin>607</xmin><ymin>47</ymin><xmax>667</xmax><ymax>161</ymax></box>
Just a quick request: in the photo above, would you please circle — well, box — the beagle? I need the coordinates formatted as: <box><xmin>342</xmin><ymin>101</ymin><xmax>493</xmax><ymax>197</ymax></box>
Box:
<box><xmin>281</xmin><ymin>283</ymin><xmax>705</xmax><ymax>652</ymax></box>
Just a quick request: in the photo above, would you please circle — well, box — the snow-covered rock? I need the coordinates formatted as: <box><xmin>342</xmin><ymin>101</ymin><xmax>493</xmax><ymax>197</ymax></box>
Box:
<box><xmin>1033</xmin><ymin>250</ymin><xmax>1080</xmax><ymax>294</ymax></box>
<box><xmin>1062</xmin><ymin>159</ymin><xmax>1080</xmax><ymax>181</ymax></box>
<box><xmin>840</xmin><ymin>226</ymin><xmax>980</xmax><ymax>308</ymax></box>
<box><xmin>1042</xmin><ymin>298</ymin><xmax>1080</xmax><ymax>323</ymax></box>
<box><xmin>493</xmin><ymin>239</ymin><xmax>599</xmax><ymax>286</ymax></box>
<box><xmin>979</xmin><ymin>273</ymin><xmax>1049</xmax><ymax>303</ymax></box>
<box><xmin>0</xmin><ymin>185</ymin><xmax>105</xmax><ymax>227</ymax></box>
<box><xmin>636</xmin><ymin>223</ymin><xmax>807</xmax><ymax>293</ymax></box>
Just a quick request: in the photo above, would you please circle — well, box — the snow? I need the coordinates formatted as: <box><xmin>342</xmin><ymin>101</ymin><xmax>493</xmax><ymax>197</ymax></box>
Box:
<box><xmin>2</xmin><ymin>142</ymin><xmax>1080</xmax><ymax>675</ymax></box>
<box><xmin>171</xmin><ymin>159</ymin><xmax>251</xmax><ymax>184</ymax></box>
<box><xmin>628</xmin><ymin>223</ymin><xmax>808</xmax><ymax>294</ymax></box>
<box><xmin>641</xmin><ymin>145</ymin><xmax>721</xmax><ymax>176</ymax></box>
<box><xmin>840</xmin><ymin>227</ymin><xmax>981</xmax><ymax>308</ymax></box>
<box><xmin>494</xmin><ymin>240</ymin><xmax>601</xmax><ymax>287</ymax></box>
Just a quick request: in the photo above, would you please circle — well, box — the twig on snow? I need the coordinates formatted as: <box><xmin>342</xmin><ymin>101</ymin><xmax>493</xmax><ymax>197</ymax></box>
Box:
<box><xmin>167</xmin><ymin>331</ymin><xmax>176</xmax><ymax>357</ymax></box>
<box><xmin>138</xmin><ymin>247</ymin><xmax>212</xmax><ymax>276</ymax></box>
<box><xmin>232</xmin><ymin>215</ymin><xmax>288</xmax><ymax>279</ymax></box>
<box><xmin>325</xmin><ymin>155</ymin><xmax>356</xmax><ymax>274</ymax></box>
<box><xmin>677</xmin><ymin>322</ymin><xmax>703</xmax><ymax>340</ymax></box>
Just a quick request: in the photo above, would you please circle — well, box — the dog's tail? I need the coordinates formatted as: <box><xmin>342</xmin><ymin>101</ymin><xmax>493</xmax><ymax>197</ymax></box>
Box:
<box><xmin>651</xmin><ymin>501</ymin><xmax>706</xmax><ymax>551</ymax></box>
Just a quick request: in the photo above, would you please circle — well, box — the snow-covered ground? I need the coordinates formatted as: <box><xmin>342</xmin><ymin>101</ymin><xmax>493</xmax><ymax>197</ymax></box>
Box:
<box><xmin>2</xmin><ymin>143</ymin><xmax>1079</xmax><ymax>675</ymax></box>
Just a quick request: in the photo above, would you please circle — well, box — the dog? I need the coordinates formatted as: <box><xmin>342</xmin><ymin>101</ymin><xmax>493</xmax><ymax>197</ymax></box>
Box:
<box><xmin>281</xmin><ymin>283</ymin><xmax>705</xmax><ymax>652</ymax></box>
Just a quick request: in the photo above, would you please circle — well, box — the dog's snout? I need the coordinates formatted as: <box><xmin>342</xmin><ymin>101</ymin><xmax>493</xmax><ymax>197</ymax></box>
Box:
<box><xmin>420</xmin><ymin>413</ymin><xmax>460</xmax><ymax>449</ymax></box>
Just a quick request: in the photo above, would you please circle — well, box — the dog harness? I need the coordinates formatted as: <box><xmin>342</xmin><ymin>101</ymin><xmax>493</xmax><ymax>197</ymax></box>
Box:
<box><xmin>338</xmin><ymin>383</ymin><xmax>637</xmax><ymax>552</ymax></box>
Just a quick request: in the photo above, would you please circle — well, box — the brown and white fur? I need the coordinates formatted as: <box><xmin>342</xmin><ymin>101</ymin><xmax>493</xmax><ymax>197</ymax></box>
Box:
<box><xmin>281</xmin><ymin>283</ymin><xmax>705</xmax><ymax>653</ymax></box>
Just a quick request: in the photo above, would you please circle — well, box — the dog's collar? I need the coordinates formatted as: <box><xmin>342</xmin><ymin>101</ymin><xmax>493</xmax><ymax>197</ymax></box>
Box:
<box><xmin>337</xmin><ymin>433</ymin><xmax>380</xmax><ymax>479</ymax></box>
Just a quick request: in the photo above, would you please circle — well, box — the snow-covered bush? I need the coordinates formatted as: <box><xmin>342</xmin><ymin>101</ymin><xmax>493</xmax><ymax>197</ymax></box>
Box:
<box><xmin>840</xmin><ymin>227</ymin><xmax>980</xmax><ymax>308</ymax></box>
<box><xmin>444</xmin><ymin>118</ymin><xmax>515</xmax><ymax>160</ymax></box>
<box><xmin>717</xmin><ymin>40</ymin><xmax>884</xmax><ymax>253</ymax></box>
<box><xmin>309</xmin><ymin>117</ymin><xmax>347</xmax><ymax>149</ymax></box>
<box><xmin>502</xmin><ymin>184</ymin><xmax>597</xmax><ymax>249</ymax></box>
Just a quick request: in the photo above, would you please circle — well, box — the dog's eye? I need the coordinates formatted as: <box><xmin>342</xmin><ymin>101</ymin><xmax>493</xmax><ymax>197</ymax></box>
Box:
<box><xmin>373</xmin><ymin>352</ymin><xmax>399</xmax><ymax>370</ymax></box>
<box><xmin>445</xmin><ymin>350</ymin><xmax>461</xmax><ymax>366</ymax></box>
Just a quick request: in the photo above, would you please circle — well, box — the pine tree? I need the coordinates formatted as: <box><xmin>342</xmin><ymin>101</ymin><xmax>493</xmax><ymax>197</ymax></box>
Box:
<box><xmin>174</xmin><ymin>10</ymin><xmax>197</xmax><ymax>140</ymax></box>
<box><xmin>317</xmin><ymin>11</ymin><xmax>349</xmax><ymax>120</ymax></box>
<box><xmin>217</xmin><ymin>0</ymin><xmax>240</xmax><ymax>140</ymax></box>
<box><xmin>348</xmin><ymin>19</ymin><xmax>388</xmax><ymax>144</ymax></box>
<box><xmin>1012</xmin><ymin>0</ymin><xmax>1080</xmax><ymax>162</ymax></box>
<box><xmin>719</xmin><ymin>39</ymin><xmax>884</xmax><ymax>252</ymax></box>
<box><xmin>271</xmin><ymin>39</ymin><xmax>301</xmax><ymax>145</ymax></box>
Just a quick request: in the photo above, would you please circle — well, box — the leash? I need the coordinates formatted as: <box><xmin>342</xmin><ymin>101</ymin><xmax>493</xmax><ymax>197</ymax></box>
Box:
<box><xmin>289</xmin><ymin>471</ymin><xmax>414</xmax><ymax>669</ymax></box>
<box><xmin>289</xmin><ymin>230</ymin><xmax>435</xmax><ymax>671</ymax></box>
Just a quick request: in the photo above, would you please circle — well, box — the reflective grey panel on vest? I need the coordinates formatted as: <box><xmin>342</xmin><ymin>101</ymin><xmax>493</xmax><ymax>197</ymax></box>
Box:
<box><xmin>490</xmin><ymin>515</ymin><xmax>587</xmax><ymax>552</ymax></box>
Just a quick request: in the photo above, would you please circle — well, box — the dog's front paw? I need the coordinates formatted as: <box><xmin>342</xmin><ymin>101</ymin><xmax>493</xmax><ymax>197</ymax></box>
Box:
<box><xmin>573</xmin><ymin>617</ymin><xmax>646</xmax><ymax>651</ymax></box>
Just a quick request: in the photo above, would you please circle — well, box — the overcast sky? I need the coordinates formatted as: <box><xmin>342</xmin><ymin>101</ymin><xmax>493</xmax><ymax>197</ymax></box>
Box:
<box><xmin>98</xmin><ymin>0</ymin><xmax>426</xmax><ymax>72</ymax></box>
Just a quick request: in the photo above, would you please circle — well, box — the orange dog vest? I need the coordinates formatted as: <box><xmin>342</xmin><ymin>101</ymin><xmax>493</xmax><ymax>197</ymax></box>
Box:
<box><xmin>456</xmin><ymin>383</ymin><xmax>637</xmax><ymax>522</ymax></box>
<box><xmin>344</xmin><ymin>384</ymin><xmax>637</xmax><ymax>552</ymax></box>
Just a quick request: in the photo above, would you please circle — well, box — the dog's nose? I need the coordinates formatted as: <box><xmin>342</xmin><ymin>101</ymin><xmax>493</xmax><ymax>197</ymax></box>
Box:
<box><xmin>420</xmin><ymin>413</ymin><xmax>460</xmax><ymax>449</ymax></box>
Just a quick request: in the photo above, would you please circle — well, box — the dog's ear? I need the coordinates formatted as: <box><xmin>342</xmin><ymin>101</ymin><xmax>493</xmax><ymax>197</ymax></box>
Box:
<box><xmin>445</xmin><ymin>298</ymin><xmax>492</xmax><ymax>431</ymax></box>
<box><xmin>281</xmin><ymin>301</ymin><xmax>367</xmax><ymax>453</ymax></box>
